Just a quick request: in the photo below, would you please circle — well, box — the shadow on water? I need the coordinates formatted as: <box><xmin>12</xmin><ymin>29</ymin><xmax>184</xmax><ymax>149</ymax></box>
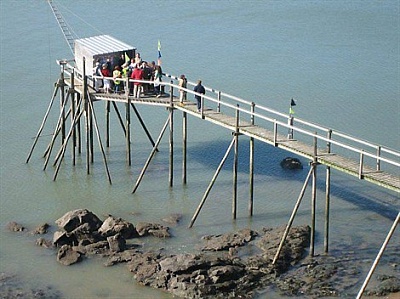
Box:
<box><xmin>188</xmin><ymin>138</ymin><xmax>399</xmax><ymax>221</ymax></box>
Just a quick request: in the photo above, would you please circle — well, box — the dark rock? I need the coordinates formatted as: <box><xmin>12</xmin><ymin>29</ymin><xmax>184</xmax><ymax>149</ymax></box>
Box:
<box><xmin>98</xmin><ymin>216</ymin><xmax>138</xmax><ymax>239</ymax></box>
<box><xmin>71</xmin><ymin>222</ymin><xmax>105</xmax><ymax>245</ymax></box>
<box><xmin>6</xmin><ymin>221</ymin><xmax>25</xmax><ymax>232</ymax></box>
<box><xmin>32</xmin><ymin>223</ymin><xmax>50</xmax><ymax>235</ymax></box>
<box><xmin>56</xmin><ymin>244</ymin><xmax>82</xmax><ymax>266</ymax></box>
<box><xmin>74</xmin><ymin>240</ymin><xmax>109</xmax><ymax>256</ymax></box>
<box><xmin>105</xmin><ymin>249</ymin><xmax>141</xmax><ymax>266</ymax></box>
<box><xmin>55</xmin><ymin>209</ymin><xmax>102</xmax><ymax>233</ymax></box>
<box><xmin>0</xmin><ymin>273</ymin><xmax>63</xmax><ymax>299</ymax></box>
<box><xmin>107</xmin><ymin>233</ymin><xmax>126</xmax><ymax>253</ymax></box>
<box><xmin>366</xmin><ymin>275</ymin><xmax>400</xmax><ymax>296</ymax></box>
<box><xmin>53</xmin><ymin>230</ymin><xmax>77</xmax><ymax>247</ymax></box>
<box><xmin>136</xmin><ymin>222</ymin><xmax>171</xmax><ymax>238</ymax></box>
<box><xmin>162</xmin><ymin>213</ymin><xmax>182</xmax><ymax>225</ymax></box>
<box><xmin>280</xmin><ymin>157</ymin><xmax>303</xmax><ymax>170</ymax></box>
<box><xmin>202</xmin><ymin>228</ymin><xmax>257</xmax><ymax>251</ymax></box>
<box><xmin>36</xmin><ymin>237</ymin><xmax>54</xmax><ymax>249</ymax></box>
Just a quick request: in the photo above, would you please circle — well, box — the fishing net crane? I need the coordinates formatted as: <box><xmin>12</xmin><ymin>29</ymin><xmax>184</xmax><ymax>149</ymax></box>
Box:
<box><xmin>47</xmin><ymin>0</ymin><xmax>76</xmax><ymax>55</ymax></box>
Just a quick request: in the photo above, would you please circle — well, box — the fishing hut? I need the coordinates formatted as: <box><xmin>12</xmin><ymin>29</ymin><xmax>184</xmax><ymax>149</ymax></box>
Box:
<box><xmin>74</xmin><ymin>35</ymin><xmax>136</xmax><ymax>74</ymax></box>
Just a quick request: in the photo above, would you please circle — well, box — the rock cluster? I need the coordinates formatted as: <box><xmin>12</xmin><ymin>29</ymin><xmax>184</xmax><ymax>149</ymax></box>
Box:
<box><xmin>51</xmin><ymin>209</ymin><xmax>170</xmax><ymax>265</ymax></box>
<box><xmin>6</xmin><ymin>209</ymin><xmax>400</xmax><ymax>298</ymax></box>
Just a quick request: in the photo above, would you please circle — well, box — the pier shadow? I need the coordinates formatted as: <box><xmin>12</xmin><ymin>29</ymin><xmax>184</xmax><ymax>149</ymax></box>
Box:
<box><xmin>188</xmin><ymin>139</ymin><xmax>399</xmax><ymax>221</ymax></box>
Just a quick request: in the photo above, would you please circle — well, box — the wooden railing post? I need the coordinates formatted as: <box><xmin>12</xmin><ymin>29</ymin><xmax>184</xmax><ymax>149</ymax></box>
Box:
<box><xmin>217</xmin><ymin>91</ymin><xmax>221</xmax><ymax>112</ymax></box>
<box><xmin>326</xmin><ymin>129</ymin><xmax>332</xmax><ymax>153</ymax></box>
<box><xmin>376</xmin><ymin>146</ymin><xmax>381</xmax><ymax>171</ymax></box>
<box><xmin>359</xmin><ymin>151</ymin><xmax>364</xmax><ymax>179</ymax></box>
<box><xmin>250</xmin><ymin>102</ymin><xmax>255</xmax><ymax>125</ymax></box>
<box><xmin>273</xmin><ymin>120</ymin><xmax>278</xmax><ymax>146</ymax></box>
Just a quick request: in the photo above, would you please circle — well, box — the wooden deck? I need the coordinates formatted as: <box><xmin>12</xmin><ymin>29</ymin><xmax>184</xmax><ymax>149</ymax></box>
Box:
<box><xmin>85</xmin><ymin>89</ymin><xmax>400</xmax><ymax>193</ymax></box>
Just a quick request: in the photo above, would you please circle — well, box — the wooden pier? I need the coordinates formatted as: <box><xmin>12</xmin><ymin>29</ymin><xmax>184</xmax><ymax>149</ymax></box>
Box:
<box><xmin>34</xmin><ymin>3</ymin><xmax>399</xmax><ymax>295</ymax></box>
<box><xmin>26</xmin><ymin>60</ymin><xmax>399</xmax><ymax>278</ymax></box>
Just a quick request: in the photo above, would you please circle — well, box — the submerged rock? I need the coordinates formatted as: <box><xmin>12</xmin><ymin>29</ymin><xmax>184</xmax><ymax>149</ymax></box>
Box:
<box><xmin>280</xmin><ymin>157</ymin><xmax>303</xmax><ymax>170</ymax></box>
<box><xmin>6</xmin><ymin>221</ymin><xmax>25</xmax><ymax>232</ymax></box>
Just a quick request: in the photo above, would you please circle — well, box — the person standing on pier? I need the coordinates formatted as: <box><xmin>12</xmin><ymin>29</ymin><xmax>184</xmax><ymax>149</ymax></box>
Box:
<box><xmin>131</xmin><ymin>64</ymin><xmax>144</xmax><ymax>99</ymax></box>
<box><xmin>194</xmin><ymin>80</ymin><xmax>205</xmax><ymax>111</ymax></box>
<box><xmin>154</xmin><ymin>65</ymin><xmax>163</xmax><ymax>98</ymax></box>
<box><xmin>178</xmin><ymin>74</ymin><xmax>187</xmax><ymax>103</ymax></box>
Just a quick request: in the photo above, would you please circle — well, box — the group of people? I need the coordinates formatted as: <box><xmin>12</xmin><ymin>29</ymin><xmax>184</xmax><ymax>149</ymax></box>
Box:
<box><xmin>92</xmin><ymin>52</ymin><xmax>206</xmax><ymax>111</ymax></box>
<box><xmin>93</xmin><ymin>52</ymin><xmax>163</xmax><ymax>99</ymax></box>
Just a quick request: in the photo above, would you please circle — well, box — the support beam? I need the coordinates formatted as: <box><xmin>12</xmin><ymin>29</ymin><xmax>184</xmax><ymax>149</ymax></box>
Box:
<box><xmin>26</xmin><ymin>82</ymin><xmax>59</xmax><ymax>163</ymax></box>
<box><xmin>169</xmin><ymin>105</ymin><xmax>174</xmax><ymax>187</ymax></box>
<box><xmin>132</xmin><ymin>116</ymin><xmax>170</xmax><ymax>193</ymax></box>
<box><xmin>70</xmin><ymin>70</ymin><xmax>76</xmax><ymax>165</ymax></box>
<box><xmin>232</xmin><ymin>105</ymin><xmax>239</xmax><ymax>219</ymax></box>
<box><xmin>182</xmin><ymin>111</ymin><xmax>187</xmax><ymax>184</ymax></box>
<box><xmin>130</xmin><ymin>103</ymin><xmax>158</xmax><ymax>151</ymax></box>
<box><xmin>188</xmin><ymin>137</ymin><xmax>236</xmax><ymax>228</ymax></box>
<box><xmin>126</xmin><ymin>97</ymin><xmax>131</xmax><ymax>166</ymax></box>
<box><xmin>356</xmin><ymin>212</ymin><xmax>399</xmax><ymax>299</ymax></box>
<box><xmin>106</xmin><ymin>101</ymin><xmax>110</xmax><ymax>147</ymax></box>
<box><xmin>272</xmin><ymin>164</ymin><xmax>314</xmax><ymax>264</ymax></box>
<box><xmin>324</xmin><ymin>166</ymin><xmax>331</xmax><ymax>253</ymax></box>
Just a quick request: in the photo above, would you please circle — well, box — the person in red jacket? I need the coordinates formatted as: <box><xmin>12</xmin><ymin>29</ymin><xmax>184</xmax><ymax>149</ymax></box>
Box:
<box><xmin>101</xmin><ymin>64</ymin><xmax>111</xmax><ymax>93</ymax></box>
<box><xmin>130</xmin><ymin>64</ymin><xmax>143</xmax><ymax>99</ymax></box>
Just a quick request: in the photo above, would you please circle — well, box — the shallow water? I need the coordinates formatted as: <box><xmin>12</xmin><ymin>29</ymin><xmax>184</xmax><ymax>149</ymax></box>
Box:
<box><xmin>0</xmin><ymin>1</ymin><xmax>399</xmax><ymax>298</ymax></box>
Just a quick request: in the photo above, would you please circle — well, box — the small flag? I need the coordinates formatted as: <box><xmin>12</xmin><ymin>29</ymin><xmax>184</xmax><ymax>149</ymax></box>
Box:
<box><xmin>157</xmin><ymin>40</ymin><xmax>162</xmax><ymax>65</ymax></box>
<box><xmin>289</xmin><ymin>98</ymin><xmax>296</xmax><ymax>114</ymax></box>
<box><xmin>124</xmin><ymin>52</ymin><xmax>130</xmax><ymax>64</ymax></box>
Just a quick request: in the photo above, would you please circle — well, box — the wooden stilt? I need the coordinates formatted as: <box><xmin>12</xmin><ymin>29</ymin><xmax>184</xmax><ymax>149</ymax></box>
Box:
<box><xmin>126</xmin><ymin>97</ymin><xmax>131</xmax><ymax>166</ymax></box>
<box><xmin>310</xmin><ymin>161</ymin><xmax>317</xmax><ymax>257</ymax></box>
<box><xmin>76</xmin><ymin>93</ymin><xmax>82</xmax><ymax>154</ymax></box>
<box><xmin>132</xmin><ymin>116</ymin><xmax>170</xmax><ymax>193</ymax></box>
<box><xmin>182</xmin><ymin>111</ymin><xmax>187</xmax><ymax>184</ymax></box>
<box><xmin>112</xmin><ymin>101</ymin><xmax>126</xmax><ymax>135</ymax></box>
<box><xmin>106</xmin><ymin>101</ymin><xmax>110</xmax><ymax>147</ymax></box>
<box><xmin>43</xmin><ymin>92</ymin><xmax>72</xmax><ymax>169</ymax></box>
<box><xmin>169</xmin><ymin>82</ymin><xmax>174</xmax><ymax>187</ymax></box>
<box><xmin>232</xmin><ymin>105</ymin><xmax>239</xmax><ymax>219</ymax></box>
<box><xmin>189</xmin><ymin>137</ymin><xmax>236</xmax><ymax>228</ymax></box>
<box><xmin>310</xmin><ymin>134</ymin><xmax>318</xmax><ymax>257</ymax></box>
<box><xmin>87</xmin><ymin>93</ymin><xmax>112</xmax><ymax>184</ymax></box>
<box><xmin>324</xmin><ymin>166</ymin><xmax>331</xmax><ymax>253</ymax></box>
<box><xmin>249</xmin><ymin>102</ymin><xmax>255</xmax><ymax>216</ymax></box>
<box><xmin>70</xmin><ymin>70</ymin><xmax>76</xmax><ymax>165</ymax></box>
<box><xmin>356</xmin><ymin>212</ymin><xmax>399</xmax><ymax>299</ymax></box>
<box><xmin>272</xmin><ymin>164</ymin><xmax>314</xmax><ymax>264</ymax></box>
<box><xmin>53</xmin><ymin>108</ymin><xmax>85</xmax><ymax>180</ymax></box>
<box><xmin>131</xmin><ymin>103</ymin><xmax>158</xmax><ymax>151</ymax></box>
<box><xmin>169</xmin><ymin>111</ymin><xmax>174</xmax><ymax>186</ymax></box>
<box><xmin>60</xmin><ymin>63</ymin><xmax>66</xmax><ymax>143</ymax></box>
<box><xmin>89</xmin><ymin>99</ymin><xmax>94</xmax><ymax>164</ymax></box>
<box><xmin>324</xmin><ymin>129</ymin><xmax>332</xmax><ymax>253</ymax></box>
<box><xmin>26</xmin><ymin>82</ymin><xmax>60</xmax><ymax>163</ymax></box>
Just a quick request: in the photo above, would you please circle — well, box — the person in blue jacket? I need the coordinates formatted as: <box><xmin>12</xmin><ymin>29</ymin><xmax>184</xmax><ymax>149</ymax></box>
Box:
<box><xmin>193</xmin><ymin>80</ymin><xmax>205</xmax><ymax>111</ymax></box>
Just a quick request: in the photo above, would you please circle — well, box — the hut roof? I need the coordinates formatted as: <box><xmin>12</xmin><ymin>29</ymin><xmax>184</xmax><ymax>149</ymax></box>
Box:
<box><xmin>74</xmin><ymin>34</ymin><xmax>135</xmax><ymax>56</ymax></box>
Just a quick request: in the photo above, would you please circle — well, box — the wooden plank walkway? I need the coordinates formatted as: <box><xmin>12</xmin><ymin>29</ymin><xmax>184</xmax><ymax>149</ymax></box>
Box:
<box><xmin>84</xmin><ymin>88</ymin><xmax>400</xmax><ymax>193</ymax></box>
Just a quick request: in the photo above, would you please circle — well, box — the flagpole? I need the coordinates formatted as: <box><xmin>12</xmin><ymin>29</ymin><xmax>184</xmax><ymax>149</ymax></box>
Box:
<box><xmin>288</xmin><ymin>98</ymin><xmax>296</xmax><ymax>139</ymax></box>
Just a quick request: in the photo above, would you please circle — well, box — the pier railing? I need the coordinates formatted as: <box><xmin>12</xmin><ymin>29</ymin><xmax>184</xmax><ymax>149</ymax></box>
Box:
<box><xmin>61</xmin><ymin>62</ymin><xmax>400</xmax><ymax>179</ymax></box>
